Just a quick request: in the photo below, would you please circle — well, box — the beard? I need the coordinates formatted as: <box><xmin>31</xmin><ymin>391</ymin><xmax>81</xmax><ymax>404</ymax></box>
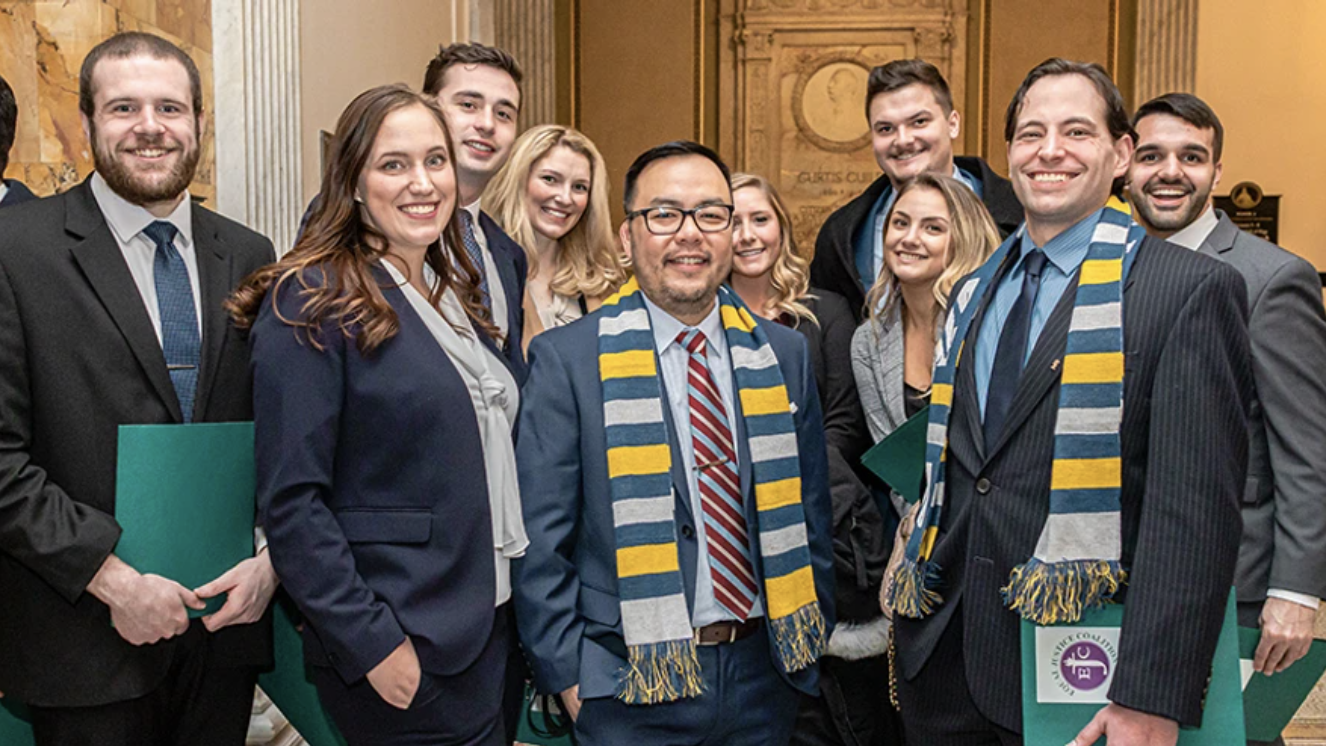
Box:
<box><xmin>1132</xmin><ymin>177</ymin><xmax>1214</xmax><ymax>234</ymax></box>
<box><xmin>91</xmin><ymin>124</ymin><xmax>200</xmax><ymax>206</ymax></box>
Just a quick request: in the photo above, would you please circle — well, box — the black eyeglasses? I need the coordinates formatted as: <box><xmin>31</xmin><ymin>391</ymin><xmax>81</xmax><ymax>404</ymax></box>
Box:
<box><xmin>625</xmin><ymin>204</ymin><xmax>734</xmax><ymax>235</ymax></box>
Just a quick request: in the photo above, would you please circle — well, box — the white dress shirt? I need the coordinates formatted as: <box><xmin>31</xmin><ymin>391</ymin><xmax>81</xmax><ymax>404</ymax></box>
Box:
<box><xmin>1156</xmin><ymin>204</ymin><xmax>1318</xmax><ymax>611</ymax></box>
<box><xmin>459</xmin><ymin>201</ymin><xmax>509</xmax><ymax>336</ymax></box>
<box><xmin>0</xmin><ymin>181</ymin><xmax>9</xmax><ymax>205</ymax></box>
<box><xmin>90</xmin><ymin>173</ymin><xmax>202</xmax><ymax>342</ymax></box>
<box><xmin>642</xmin><ymin>294</ymin><xmax>764</xmax><ymax>626</ymax></box>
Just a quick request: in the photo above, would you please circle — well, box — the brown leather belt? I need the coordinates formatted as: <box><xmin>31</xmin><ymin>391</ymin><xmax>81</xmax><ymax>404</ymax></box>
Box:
<box><xmin>694</xmin><ymin>618</ymin><xmax>762</xmax><ymax>646</ymax></box>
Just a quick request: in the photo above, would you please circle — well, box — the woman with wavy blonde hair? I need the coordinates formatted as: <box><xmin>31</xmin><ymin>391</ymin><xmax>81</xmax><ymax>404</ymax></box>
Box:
<box><xmin>483</xmin><ymin>124</ymin><xmax>626</xmax><ymax>347</ymax></box>
<box><xmin>727</xmin><ymin>173</ymin><xmax>895</xmax><ymax>746</ymax></box>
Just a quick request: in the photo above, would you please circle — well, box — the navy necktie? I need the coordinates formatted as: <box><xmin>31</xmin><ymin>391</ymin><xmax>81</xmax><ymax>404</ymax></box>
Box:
<box><xmin>458</xmin><ymin>210</ymin><xmax>491</xmax><ymax>312</ymax></box>
<box><xmin>983</xmin><ymin>248</ymin><xmax>1048</xmax><ymax>447</ymax></box>
<box><xmin>143</xmin><ymin>220</ymin><xmax>200</xmax><ymax>422</ymax></box>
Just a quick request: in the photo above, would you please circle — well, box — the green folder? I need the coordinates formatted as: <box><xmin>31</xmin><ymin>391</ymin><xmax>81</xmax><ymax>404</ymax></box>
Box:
<box><xmin>1237</xmin><ymin>627</ymin><xmax>1326</xmax><ymax>742</ymax></box>
<box><xmin>1021</xmin><ymin>591</ymin><xmax>1244</xmax><ymax>745</ymax></box>
<box><xmin>114</xmin><ymin>422</ymin><xmax>258</xmax><ymax>617</ymax></box>
<box><xmin>860</xmin><ymin>405</ymin><xmax>929</xmax><ymax>505</ymax></box>
<box><xmin>258</xmin><ymin>599</ymin><xmax>348</xmax><ymax>746</ymax></box>
<box><xmin>0</xmin><ymin>699</ymin><xmax>35</xmax><ymax>746</ymax></box>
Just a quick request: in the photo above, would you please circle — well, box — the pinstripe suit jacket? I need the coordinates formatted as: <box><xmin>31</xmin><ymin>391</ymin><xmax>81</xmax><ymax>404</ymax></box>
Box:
<box><xmin>891</xmin><ymin>234</ymin><xmax>1253</xmax><ymax>731</ymax></box>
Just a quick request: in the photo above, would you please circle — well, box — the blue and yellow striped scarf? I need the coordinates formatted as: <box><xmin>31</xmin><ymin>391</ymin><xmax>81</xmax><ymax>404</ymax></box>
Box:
<box><xmin>892</xmin><ymin>204</ymin><xmax>1144</xmax><ymax>625</ymax></box>
<box><xmin>598</xmin><ymin>279</ymin><xmax>826</xmax><ymax>704</ymax></box>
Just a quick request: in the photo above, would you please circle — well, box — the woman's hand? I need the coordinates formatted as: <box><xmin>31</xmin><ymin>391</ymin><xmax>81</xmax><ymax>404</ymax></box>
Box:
<box><xmin>366</xmin><ymin>637</ymin><xmax>422</xmax><ymax>710</ymax></box>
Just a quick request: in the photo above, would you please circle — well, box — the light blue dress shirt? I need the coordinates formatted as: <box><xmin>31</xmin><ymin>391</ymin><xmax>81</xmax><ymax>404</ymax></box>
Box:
<box><xmin>973</xmin><ymin>209</ymin><xmax>1104</xmax><ymax>416</ymax></box>
<box><xmin>641</xmin><ymin>294</ymin><xmax>765</xmax><ymax>626</ymax></box>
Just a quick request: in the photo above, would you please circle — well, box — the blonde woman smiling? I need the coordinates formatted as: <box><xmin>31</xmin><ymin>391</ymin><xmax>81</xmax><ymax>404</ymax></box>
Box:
<box><xmin>483</xmin><ymin>125</ymin><xmax>626</xmax><ymax>347</ymax></box>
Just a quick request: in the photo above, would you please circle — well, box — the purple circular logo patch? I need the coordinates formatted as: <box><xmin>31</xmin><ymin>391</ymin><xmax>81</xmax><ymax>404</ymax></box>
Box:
<box><xmin>1059</xmin><ymin>641</ymin><xmax>1110</xmax><ymax>690</ymax></box>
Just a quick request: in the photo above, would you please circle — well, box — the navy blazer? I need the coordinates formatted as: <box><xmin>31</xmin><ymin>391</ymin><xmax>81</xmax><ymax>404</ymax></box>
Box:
<box><xmin>478</xmin><ymin>210</ymin><xmax>529</xmax><ymax>384</ymax></box>
<box><xmin>251</xmin><ymin>266</ymin><xmax>504</xmax><ymax>685</ymax></box>
<box><xmin>511</xmin><ymin>306</ymin><xmax>836</xmax><ymax>700</ymax></box>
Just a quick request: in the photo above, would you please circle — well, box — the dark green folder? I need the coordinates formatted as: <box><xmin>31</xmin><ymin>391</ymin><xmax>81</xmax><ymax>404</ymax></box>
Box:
<box><xmin>114</xmin><ymin>422</ymin><xmax>257</xmax><ymax>617</ymax></box>
<box><xmin>860</xmin><ymin>405</ymin><xmax>930</xmax><ymax>505</ymax></box>
<box><xmin>1021</xmin><ymin>591</ymin><xmax>1244</xmax><ymax>745</ymax></box>
<box><xmin>1237</xmin><ymin>627</ymin><xmax>1326</xmax><ymax>742</ymax></box>
<box><xmin>0</xmin><ymin>699</ymin><xmax>36</xmax><ymax>746</ymax></box>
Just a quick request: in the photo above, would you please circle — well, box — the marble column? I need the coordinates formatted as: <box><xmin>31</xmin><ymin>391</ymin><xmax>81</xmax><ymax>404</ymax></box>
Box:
<box><xmin>493</xmin><ymin>0</ymin><xmax>556</xmax><ymax>131</ymax></box>
<box><xmin>1134</xmin><ymin>0</ymin><xmax>1198</xmax><ymax>103</ymax></box>
<box><xmin>212</xmin><ymin>0</ymin><xmax>302</xmax><ymax>254</ymax></box>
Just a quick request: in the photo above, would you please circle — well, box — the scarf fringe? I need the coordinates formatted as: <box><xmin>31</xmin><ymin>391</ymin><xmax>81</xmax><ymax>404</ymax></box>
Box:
<box><xmin>889</xmin><ymin>557</ymin><xmax>943</xmax><ymax>619</ymax></box>
<box><xmin>771</xmin><ymin>603</ymin><xmax>828</xmax><ymax>673</ymax></box>
<box><xmin>1002</xmin><ymin>558</ymin><xmax>1127</xmax><ymax>624</ymax></box>
<box><xmin>617</xmin><ymin>639</ymin><xmax>705</xmax><ymax>704</ymax></box>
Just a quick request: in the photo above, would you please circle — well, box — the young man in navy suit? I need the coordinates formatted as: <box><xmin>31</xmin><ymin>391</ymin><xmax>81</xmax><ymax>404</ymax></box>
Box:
<box><xmin>421</xmin><ymin>43</ymin><xmax>530</xmax><ymax>383</ymax></box>
<box><xmin>513</xmin><ymin>141</ymin><xmax>835</xmax><ymax>746</ymax></box>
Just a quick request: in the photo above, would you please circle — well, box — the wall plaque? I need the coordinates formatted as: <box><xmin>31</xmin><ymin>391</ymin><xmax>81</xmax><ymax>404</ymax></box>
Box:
<box><xmin>723</xmin><ymin>1</ymin><xmax>967</xmax><ymax>255</ymax></box>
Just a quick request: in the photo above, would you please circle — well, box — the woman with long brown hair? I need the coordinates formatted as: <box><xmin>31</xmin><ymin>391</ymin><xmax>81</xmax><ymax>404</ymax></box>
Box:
<box><xmin>230</xmin><ymin>84</ymin><xmax>526</xmax><ymax>746</ymax></box>
<box><xmin>483</xmin><ymin>124</ymin><xmax>626</xmax><ymax>348</ymax></box>
<box><xmin>725</xmin><ymin>173</ymin><xmax>895</xmax><ymax>746</ymax></box>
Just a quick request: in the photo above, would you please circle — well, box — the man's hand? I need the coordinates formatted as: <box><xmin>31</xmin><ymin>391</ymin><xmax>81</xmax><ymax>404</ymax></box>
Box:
<box><xmin>1254</xmin><ymin>597</ymin><xmax>1317</xmax><ymax>675</ymax></box>
<box><xmin>195</xmin><ymin>550</ymin><xmax>279</xmax><ymax>632</ymax></box>
<box><xmin>87</xmin><ymin>554</ymin><xmax>204</xmax><ymax>646</ymax></box>
<box><xmin>560</xmin><ymin>684</ymin><xmax>582</xmax><ymax>722</ymax></box>
<box><xmin>1070</xmin><ymin>703</ymin><xmax>1178</xmax><ymax>746</ymax></box>
<box><xmin>366</xmin><ymin>638</ymin><xmax>422</xmax><ymax>710</ymax></box>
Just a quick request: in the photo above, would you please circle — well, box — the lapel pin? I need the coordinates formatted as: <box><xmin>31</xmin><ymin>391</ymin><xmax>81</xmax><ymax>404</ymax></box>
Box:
<box><xmin>1051</xmin><ymin>359</ymin><xmax>1061</xmax><ymax>371</ymax></box>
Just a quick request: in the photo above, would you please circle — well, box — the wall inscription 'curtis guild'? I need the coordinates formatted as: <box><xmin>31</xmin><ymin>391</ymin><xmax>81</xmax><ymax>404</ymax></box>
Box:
<box><xmin>723</xmin><ymin>0</ymin><xmax>966</xmax><ymax>255</ymax></box>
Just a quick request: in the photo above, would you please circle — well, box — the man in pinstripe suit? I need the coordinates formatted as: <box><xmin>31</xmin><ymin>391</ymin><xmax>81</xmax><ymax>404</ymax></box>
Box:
<box><xmin>890</xmin><ymin>59</ymin><xmax>1252</xmax><ymax>746</ymax></box>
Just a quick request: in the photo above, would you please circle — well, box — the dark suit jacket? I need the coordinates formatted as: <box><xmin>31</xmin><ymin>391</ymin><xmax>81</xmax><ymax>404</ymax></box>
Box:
<box><xmin>797</xmin><ymin>290</ymin><xmax>887</xmax><ymax>624</ymax></box>
<box><xmin>251</xmin><ymin>266</ymin><xmax>505</xmax><ymax>685</ymax></box>
<box><xmin>810</xmin><ymin>156</ymin><xmax>1023</xmax><ymax>323</ymax></box>
<box><xmin>0</xmin><ymin>179</ymin><xmax>276</xmax><ymax>707</ymax></box>
<box><xmin>892</xmin><ymin>235</ymin><xmax>1252</xmax><ymax>731</ymax></box>
<box><xmin>511</xmin><ymin>306</ymin><xmax>836</xmax><ymax>700</ymax></box>
<box><xmin>296</xmin><ymin>196</ymin><xmax>528</xmax><ymax>383</ymax></box>
<box><xmin>0</xmin><ymin>179</ymin><xmax>37</xmax><ymax>208</ymax></box>
<box><xmin>1196</xmin><ymin>212</ymin><xmax>1326</xmax><ymax>611</ymax></box>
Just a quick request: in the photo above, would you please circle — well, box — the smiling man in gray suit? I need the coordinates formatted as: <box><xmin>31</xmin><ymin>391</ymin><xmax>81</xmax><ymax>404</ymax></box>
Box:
<box><xmin>1128</xmin><ymin>92</ymin><xmax>1326</xmax><ymax>746</ymax></box>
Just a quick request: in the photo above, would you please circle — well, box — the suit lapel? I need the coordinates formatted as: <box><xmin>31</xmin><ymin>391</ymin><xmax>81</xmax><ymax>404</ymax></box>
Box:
<box><xmin>191</xmin><ymin>208</ymin><xmax>233</xmax><ymax>421</ymax></box>
<box><xmin>65</xmin><ymin>182</ymin><xmax>184</xmax><ymax>422</ymax></box>
<box><xmin>951</xmin><ymin>249</ymin><xmax>1021</xmax><ymax>468</ymax></box>
<box><xmin>878</xmin><ymin>311</ymin><xmax>907</xmax><ymax>430</ymax></box>
<box><xmin>983</xmin><ymin>274</ymin><xmax>1079</xmax><ymax>463</ymax></box>
<box><xmin>479</xmin><ymin>213</ymin><xmax>523</xmax><ymax>342</ymax></box>
<box><xmin>1198</xmin><ymin>212</ymin><xmax>1239</xmax><ymax>259</ymax></box>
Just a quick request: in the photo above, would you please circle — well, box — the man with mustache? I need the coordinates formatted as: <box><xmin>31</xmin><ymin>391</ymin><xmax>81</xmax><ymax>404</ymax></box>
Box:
<box><xmin>811</xmin><ymin>58</ymin><xmax>1023</xmax><ymax>323</ymax></box>
<box><xmin>0</xmin><ymin>32</ymin><xmax>276</xmax><ymax>745</ymax></box>
<box><xmin>1128</xmin><ymin>93</ymin><xmax>1326</xmax><ymax>746</ymax></box>
<box><xmin>513</xmin><ymin>141</ymin><xmax>835</xmax><ymax>745</ymax></box>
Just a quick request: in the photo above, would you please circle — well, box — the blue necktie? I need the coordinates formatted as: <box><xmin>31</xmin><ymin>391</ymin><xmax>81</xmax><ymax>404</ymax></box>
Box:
<box><xmin>458</xmin><ymin>210</ymin><xmax>491</xmax><ymax>312</ymax></box>
<box><xmin>143</xmin><ymin>220</ymin><xmax>200</xmax><ymax>422</ymax></box>
<box><xmin>983</xmin><ymin>249</ymin><xmax>1048</xmax><ymax>447</ymax></box>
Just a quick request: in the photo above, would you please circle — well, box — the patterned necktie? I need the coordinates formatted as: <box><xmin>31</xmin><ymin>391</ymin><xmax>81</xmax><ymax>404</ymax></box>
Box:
<box><xmin>458</xmin><ymin>210</ymin><xmax>491</xmax><ymax>312</ymax></box>
<box><xmin>984</xmin><ymin>248</ymin><xmax>1048</xmax><ymax>447</ymax></box>
<box><xmin>143</xmin><ymin>220</ymin><xmax>200</xmax><ymax>422</ymax></box>
<box><xmin>679</xmin><ymin>329</ymin><xmax>758</xmax><ymax>620</ymax></box>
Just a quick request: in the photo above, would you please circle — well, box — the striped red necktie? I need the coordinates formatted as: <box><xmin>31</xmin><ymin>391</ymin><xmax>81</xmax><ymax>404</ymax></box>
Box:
<box><xmin>678</xmin><ymin>329</ymin><xmax>758</xmax><ymax>620</ymax></box>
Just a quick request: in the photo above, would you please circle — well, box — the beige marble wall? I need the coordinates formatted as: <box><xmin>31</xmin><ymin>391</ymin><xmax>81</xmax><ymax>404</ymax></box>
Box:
<box><xmin>0</xmin><ymin>0</ymin><xmax>215</xmax><ymax>202</ymax></box>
